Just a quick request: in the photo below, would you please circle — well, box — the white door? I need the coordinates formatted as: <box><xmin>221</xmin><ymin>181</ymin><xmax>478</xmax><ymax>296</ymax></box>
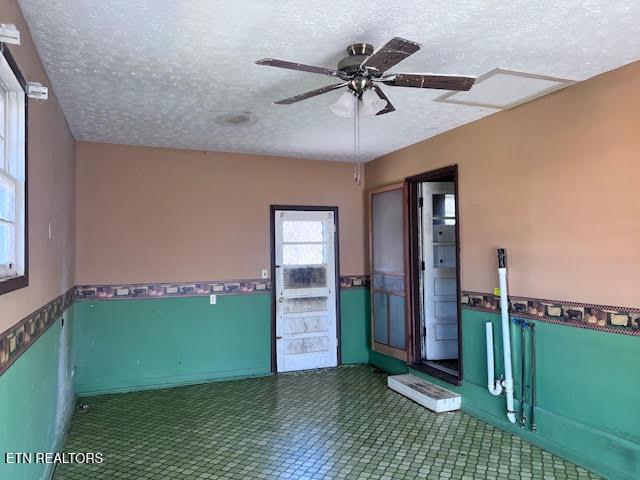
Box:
<box><xmin>274</xmin><ymin>210</ymin><xmax>338</xmax><ymax>372</ymax></box>
<box><xmin>420</xmin><ymin>183</ymin><xmax>459</xmax><ymax>360</ymax></box>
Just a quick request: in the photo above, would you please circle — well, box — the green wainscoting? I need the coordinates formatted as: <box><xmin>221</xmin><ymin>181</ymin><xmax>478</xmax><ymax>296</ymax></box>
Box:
<box><xmin>340</xmin><ymin>288</ymin><xmax>371</xmax><ymax>365</ymax></box>
<box><xmin>73</xmin><ymin>295</ymin><xmax>273</xmax><ymax>395</ymax></box>
<box><xmin>370</xmin><ymin>308</ymin><xmax>640</xmax><ymax>480</ymax></box>
<box><xmin>0</xmin><ymin>308</ymin><xmax>75</xmax><ymax>480</ymax></box>
<box><xmin>73</xmin><ymin>289</ymin><xmax>371</xmax><ymax>396</ymax></box>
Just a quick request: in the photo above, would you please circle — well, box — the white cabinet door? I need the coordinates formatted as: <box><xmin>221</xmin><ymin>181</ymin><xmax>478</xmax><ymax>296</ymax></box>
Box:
<box><xmin>275</xmin><ymin>210</ymin><xmax>337</xmax><ymax>372</ymax></box>
<box><xmin>421</xmin><ymin>183</ymin><xmax>459</xmax><ymax>360</ymax></box>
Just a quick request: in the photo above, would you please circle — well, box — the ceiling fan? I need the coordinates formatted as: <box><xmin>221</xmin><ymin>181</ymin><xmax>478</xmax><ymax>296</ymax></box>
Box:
<box><xmin>255</xmin><ymin>37</ymin><xmax>476</xmax><ymax>116</ymax></box>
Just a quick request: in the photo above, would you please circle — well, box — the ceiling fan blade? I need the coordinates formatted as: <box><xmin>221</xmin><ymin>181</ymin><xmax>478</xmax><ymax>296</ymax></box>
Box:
<box><xmin>361</xmin><ymin>37</ymin><xmax>421</xmax><ymax>75</ymax></box>
<box><xmin>382</xmin><ymin>73</ymin><xmax>476</xmax><ymax>91</ymax></box>
<box><xmin>256</xmin><ymin>58</ymin><xmax>344</xmax><ymax>78</ymax></box>
<box><xmin>273</xmin><ymin>83</ymin><xmax>347</xmax><ymax>105</ymax></box>
<box><xmin>373</xmin><ymin>86</ymin><xmax>396</xmax><ymax>115</ymax></box>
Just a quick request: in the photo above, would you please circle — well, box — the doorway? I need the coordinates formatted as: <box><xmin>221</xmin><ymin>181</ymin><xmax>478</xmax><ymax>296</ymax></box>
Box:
<box><xmin>270</xmin><ymin>206</ymin><xmax>340</xmax><ymax>373</ymax></box>
<box><xmin>407</xmin><ymin>166</ymin><xmax>462</xmax><ymax>385</ymax></box>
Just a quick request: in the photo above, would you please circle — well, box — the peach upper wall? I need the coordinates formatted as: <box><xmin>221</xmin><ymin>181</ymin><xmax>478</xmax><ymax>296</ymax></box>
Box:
<box><xmin>75</xmin><ymin>143</ymin><xmax>366</xmax><ymax>285</ymax></box>
<box><xmin>366</xmin><ymin>61</ymin><xmax>640</xmax><ymax>308</ymax></box>
<box><xmin>0</xmin><ymin>0</ymin><xmax>76</xmax><ymax>332</ymax></box>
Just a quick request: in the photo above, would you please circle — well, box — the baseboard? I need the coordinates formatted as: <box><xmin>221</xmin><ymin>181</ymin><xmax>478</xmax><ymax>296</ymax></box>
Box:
<box><xmin>462</xmin><ymin>386</ymin><xmax>639</xmax><ymax>480</ymax></box>
<box><xmin>368</xmin><ymin>351</ymin><xmax>408</xmax><ymax>375</ymax></box>
<box><xmin>74</xmin><ymin>367</ymin><xmax>273</xmax><ymax>396</ymax></box>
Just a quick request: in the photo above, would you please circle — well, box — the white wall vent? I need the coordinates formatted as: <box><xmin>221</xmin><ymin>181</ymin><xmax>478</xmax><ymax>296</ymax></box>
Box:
<box><xmin>26</xmin><ymin>82</ymin><xmax>48</xmax><ymax>100</ymax></box>
<box><xmin>388</xmin><ymin>374</ymin><xmax>461</xmax><ymax>413</ymax></box>
<box><xmin>0</xmin><ymin>24</ymin><xmax>20</xmax><ymax>45</ymax></box>
<box><xmin>435</xmin><ymin>68</ymin><xmax>575</xmax><ymax>110</ymax></box>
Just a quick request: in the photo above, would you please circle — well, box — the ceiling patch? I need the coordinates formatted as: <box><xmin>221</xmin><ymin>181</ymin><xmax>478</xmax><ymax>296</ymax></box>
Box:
<box><xmin>215</xmin><ymin>111</ymin><xmax>258</xmax><ymax>127</ymax></box>
<box><xmin>434</xmin><ymin>68</ymin><xmax>575</xmax><ymax>110</ymax></box>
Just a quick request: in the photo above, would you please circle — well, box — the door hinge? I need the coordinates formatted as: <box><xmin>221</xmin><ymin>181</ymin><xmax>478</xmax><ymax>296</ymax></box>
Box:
<box><xmin>421</xmin><ymin>260</ymin><xmax>425</xmax><ymax>271</ymax></box>
<box><xmin>418</xmin><ymin>197</ymin><xmax>424</xmax><ymax>208</ymax></box>
<box><xmin>422</xmin><ymin>326</ymin><xmax>426</xmax><ymax>337</ymax></box>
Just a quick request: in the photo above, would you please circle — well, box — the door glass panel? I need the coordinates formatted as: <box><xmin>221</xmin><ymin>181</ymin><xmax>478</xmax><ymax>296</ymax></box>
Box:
<box><xmin>373</xmin><ymin>291</ymin><xmax>388</xmax><ymax>344</ymax></box>
<box><xmin>283</xmin><ymin>244</ymin><xmax>324</xmax><ymax>265</ymax></box>
<box><xmin>284</xmin><ymin>297</ymin><xmax>327</xmax><ymax>314</ymax></box>
<box><xmin>383</xmin><ymin>274</ymin><xmax>404</xmax><ymax>294</ymax></box>
<box><xmin>372</xmin><ymin>189</ymin><xmax>404</xmax><ymax>272</ymax></box>
<box><xmin>433</xmin><ymin>193</ymin><xmax>456</xmax><ymax>225</ymax></box>
<box><xmin>283</xmin><ymin>266</ymin><xmax>327</xmax><ymax>289</ymax></box>
<box><xmin>285</xmin><ymin>316</ymin><xmax>327</xmax><ymax>334</ymax></box>
<box><xmin>285</xmin><ymin>336</ymin><xmax>329</xmax><ymax>354</ymax></box>
<box><xmin>389</xmin><ymin>295</ymin><xmax>406</xmax><ymax>349</ymax></box>
<box><xmin>283</xmin><ymin>221</ymin><xmax>323</xmax><ymax>242</ymax></box>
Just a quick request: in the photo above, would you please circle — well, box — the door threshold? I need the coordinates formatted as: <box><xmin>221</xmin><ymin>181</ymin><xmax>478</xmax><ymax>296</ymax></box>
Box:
<box><xmin>409</xmin><ymin>362</ymin><xmax>461</xmax><ymax>386</ymax></box>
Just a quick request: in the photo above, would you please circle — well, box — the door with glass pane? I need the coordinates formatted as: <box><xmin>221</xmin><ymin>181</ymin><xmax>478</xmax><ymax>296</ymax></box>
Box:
<box><xmin>420</xmin><ymin>182</ymin><xmax>458</xmax><ymax>360</ymax></box>
<box><xmin>369</xmin><ymin>184</ymin><xmax>408</xmax><ymax>361</ymax></box>
<box><xmin>274</xmin><ymin>209</ymin><xmax>338</xmax><ymax>372</ymax></box>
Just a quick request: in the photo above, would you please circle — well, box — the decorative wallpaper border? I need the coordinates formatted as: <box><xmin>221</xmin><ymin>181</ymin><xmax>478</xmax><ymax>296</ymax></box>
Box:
<box><xmin>340</xmin><ymin>275</ymin><xmax>371</xmax><ymax>289</ymax></box>
<box><xmin>76</xmin><ymin>279</ymin><xmax>271</xmax><ymax>301</ymax></box>
<box><xmin>0</xmin><ymin>287</ymin><xmax>76</xmax><ymax>376</ymax></box>
<box><xmin>75</xmin><ymin>275</ymin><xmax>371</xmax><ymax>302</ymax></box>
<box><xmin>461</xmin><ymin>291</ymin><xmax>640</xmax><ymax>336</ymax></box>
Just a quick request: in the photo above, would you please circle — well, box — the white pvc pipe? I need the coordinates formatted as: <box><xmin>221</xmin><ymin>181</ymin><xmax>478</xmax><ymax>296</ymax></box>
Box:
<box><xmin>498</xmin><ymin>249</ymin><xmax>517</xmax><ymax>424</ymax></box>
<box><xmin>485</xmin><ymin>322</ymin><xmax>503</xmax><ymax>396</ymax></box>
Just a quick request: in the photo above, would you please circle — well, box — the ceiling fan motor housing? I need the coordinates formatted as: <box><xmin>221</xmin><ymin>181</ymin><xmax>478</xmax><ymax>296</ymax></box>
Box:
<box><xmin>348</xmin><ymin>76</ymin><xmax>372</xmax><ymax>95</ymax></box>
<box><xmin>337</xmin><ymin>43</ymin><xmax>374</xmax><ymax>76</ymax></box>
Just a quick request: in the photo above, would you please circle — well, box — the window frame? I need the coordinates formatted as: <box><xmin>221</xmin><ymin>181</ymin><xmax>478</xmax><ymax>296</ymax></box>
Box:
<box><xmin>0</xmin><ymin>44</ymin><xmax>28</xmax><ymax>296</ymax></box>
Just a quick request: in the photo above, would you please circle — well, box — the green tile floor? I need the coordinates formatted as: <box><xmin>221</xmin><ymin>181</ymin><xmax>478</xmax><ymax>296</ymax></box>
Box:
<box><xmin>54</xmin><ymin>366</ymin><xmax>599</xmax><ymax>480</ymax></box>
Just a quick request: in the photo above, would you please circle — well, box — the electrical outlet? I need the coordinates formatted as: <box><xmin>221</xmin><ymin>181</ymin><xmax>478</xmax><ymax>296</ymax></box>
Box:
<box><xmin>261</xmin><ymin>269</ymin><xmax>269</xmax><ymax>279</ymax></box>
<box><xmin>209</xmin><ymin>294</ymin><xmax>217</xmax><ymax>305</ymax></box>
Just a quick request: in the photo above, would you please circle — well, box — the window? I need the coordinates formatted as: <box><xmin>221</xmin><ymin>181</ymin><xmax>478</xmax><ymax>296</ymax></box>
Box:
<box><xmin>0</xmin><ymin>46</ymin><xmax>27</xmax><ymax>294</ymax></box>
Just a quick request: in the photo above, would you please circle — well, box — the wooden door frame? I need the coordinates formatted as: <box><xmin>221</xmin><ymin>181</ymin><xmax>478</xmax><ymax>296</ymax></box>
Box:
<box><xmin>368</xmin><ymin>183</ymin><xmax>412</xmax><ymax>362</ymax></box>
<box><xmin>406</xmin><ymin>165</ymin><xmax>463</xmax><ymax>386</ymax></box>
<box><xmin>269</xmin><ymin>205</ymin><xmax>341</xmax><ymax>373</ymax></box>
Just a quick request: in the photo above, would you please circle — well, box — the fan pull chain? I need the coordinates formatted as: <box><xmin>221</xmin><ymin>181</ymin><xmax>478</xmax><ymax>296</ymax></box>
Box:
<box><xmin>353</xmin><ymin>95</ymin><xmax>361</xmax><ymax>185</ymax></box>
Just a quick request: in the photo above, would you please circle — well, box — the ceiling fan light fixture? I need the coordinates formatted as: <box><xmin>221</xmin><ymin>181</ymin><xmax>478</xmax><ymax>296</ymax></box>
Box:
<box><xmin>329</xmin><ymin>91</ymin><xmax>355</xmax><ymax>117</ymax></box>
<box><xmin>360</xmin><ymin>88</ymin><xmax>388</xmax><ymax>116</ymax></box>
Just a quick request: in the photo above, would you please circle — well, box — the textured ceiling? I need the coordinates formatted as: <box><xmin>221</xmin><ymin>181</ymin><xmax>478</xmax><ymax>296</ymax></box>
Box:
<box><xmin>17</xmin><ymin>0</ymin><xmax>640</xmax><ymax>161</ymax></box>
